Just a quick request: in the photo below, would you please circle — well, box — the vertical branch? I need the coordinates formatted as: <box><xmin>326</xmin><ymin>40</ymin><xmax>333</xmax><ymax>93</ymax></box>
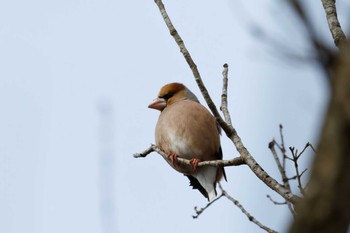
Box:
<box><xmin>289</xmin><ymin>143</ymin><xmax>314</xmax><ymax>196</ymax></box>
<box><xmin>269</xmin><ymin>138</ymin><xmax>295</xmax><ymax>215</ymax></box>
<box><xmin>291</xmin><ymin>148</ymin><xmax>303</xmax><ymax>195</ymax></box>
<box><xmin>279</xmin><ymin>125</ymin><xmax>287</xmax><ymax>170</ymax></box>
<box><xmin>269</xmin><ymin>142</ymin><xmax>292</xmax><ymax>193</ymax></box>
<box><xmin>220</xmin><ymin>63</ymin><xmax>232</xmax><ymax>125</ymax></box>
<box><xmin>321</xmin><ymin>0</ymin><xmax>346</xmax><ymax>47</ymax></box>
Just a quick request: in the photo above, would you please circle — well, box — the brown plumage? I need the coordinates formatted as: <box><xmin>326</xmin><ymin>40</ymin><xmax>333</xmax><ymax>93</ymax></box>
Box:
<box><xmin>148</xmin><ymin>82</ymin><xmax>226</xmax><ymax>201</ymax></box>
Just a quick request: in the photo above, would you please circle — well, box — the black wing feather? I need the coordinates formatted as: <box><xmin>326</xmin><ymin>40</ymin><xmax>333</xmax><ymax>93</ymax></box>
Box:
<box><xmin>186</xmin><ymin>175</ymin><xmax>209</xmax><ymax>200</ymax></box>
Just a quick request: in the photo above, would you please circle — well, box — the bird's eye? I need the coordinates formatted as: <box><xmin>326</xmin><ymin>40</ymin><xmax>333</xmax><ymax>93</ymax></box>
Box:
<box><xmin>161</xmin><ymin>93</ymin><xmax>174</xmax><ymax>100</ymax></box>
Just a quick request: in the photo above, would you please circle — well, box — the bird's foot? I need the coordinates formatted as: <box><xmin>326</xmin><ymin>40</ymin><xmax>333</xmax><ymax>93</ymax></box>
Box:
<box><xmin>167</xmin><ymin>153</ymin><xmax>179</xmax><ymax>166</ymax></box>
<box><xmin>189</xmin><ymin>158</ymin><xmax>200</xmax><ymax>173</ymax></box>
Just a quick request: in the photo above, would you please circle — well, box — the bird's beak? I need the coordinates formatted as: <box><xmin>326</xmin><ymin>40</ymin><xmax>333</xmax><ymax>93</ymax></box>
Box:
<box><xmin>148</xmin><ymin>98</ymin><xmax>166</xmax><ymax>111</ymax></box>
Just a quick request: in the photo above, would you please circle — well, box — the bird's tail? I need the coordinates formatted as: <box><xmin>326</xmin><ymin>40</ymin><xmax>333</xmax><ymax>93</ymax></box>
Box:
<box><xmin>189</xmin><ymin>166</ymin><xmax>218</xmax><ymax>201</ymax></box>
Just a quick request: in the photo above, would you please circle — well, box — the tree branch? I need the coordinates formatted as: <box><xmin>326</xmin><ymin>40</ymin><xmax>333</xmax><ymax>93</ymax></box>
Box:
<box><xmin>321</xmin><ymin>0</ymin><xmax>346</xmax><ymax>47</ymax></box>
<box><xmin>278</xmin><ymin>124</ymin><xmax>287</xmax><ymax>169</ymax></box>
<box><xmin>220</xmin><ymin>63</ymin><xmax>232</xmax><ymax>125</ymax></box>
<box><xmin>267</xmin><ymin>195</ymin><xmax>288</xmax><ymax>205</ymax></box>
<box><xmin>268</xmin><ymin>139</ymin><xmax>295</xmax><ymax>214</ymax></box>
<box><xmin>289</xmin><ymin>143</ymin><xmax>315</xmax><ymax>196</ymax></box>
<box><xmin>192</xmin><ymin>193</ymin><xmax>224</xmax><ymax>219</ymax></box>
<box><xmin>133</xmin><ymin>145</ymin><xmax>154</xmax><ymax>158</ymax></box>
<box><xmin>134</xmin><ymin>144</ymin><xmax>246</xmax><ymax>168</ymax></box>
<box><xmin>269</xmin><ymin>140</ymin><xmax>292</xmax><ymax>192</ymax></box>
<box><xmin>219</xmin><ymin>184</ymin><xmax>278</xmax><ymax>233</ymax></box>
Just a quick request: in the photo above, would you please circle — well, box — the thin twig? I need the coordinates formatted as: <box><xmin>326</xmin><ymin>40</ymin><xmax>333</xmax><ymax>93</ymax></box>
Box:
<box><xmin>286</xmin><ymin>169</ymin><xmax>306</xmax><ymax>181</ymax></box>
<box><xmin>286</xmin><ymin>143</ymin><xmax>312</xmax><ymax>192</ymax></box>
<box><xmin>266</xmin><ymin>194</ymin><xmax>295</xmax><ymax>217</ymax></box>
<box><xmin>219</xmin><ymin>184</ymin><xmax>278</xmax><ymax>233</ymax></box>
<box><xmin>269</xmin><ymin>140</ymin><xmax>296</xmax><ymax>213</ymax></box>
<box><xmin>266</xmin><ymin>195</ymin><xmax>288</xmax><ymax>205</ymax></box>
<box><xmin>308</xmin><ymin>143</ymin><xmax>317</xmax><ymax>153</ymax></box>
<box><xmin>289</xmin><ymin>147</ymin><xmax>305</xmax><ymax>195</ymax></box>
<box><xmin>269</xmin><ymin>126</ymin><xmax>299</xmax><ymax>215</ymax></box>
<box><xmin>279</xmin><ymin>124</ymin><xmax>287</xmax><ymax>169</ymax></box>
<box><xmin>321</xmin><ymin>0</ymin><xmax>346</xmax><ymax>47</ymax></box>
<box><xmin>133</xmin><ymin>145</ymin><xmax>154</xmax><ymax>158</ymax></box>
<box><xmin>289</xmin><ymin>142</ymin><xmax>314</xmax><ymax>195</ymax></box>
<box><xmin>297</xmin><ymin>143</ymin><xmax>314</xmax><ymax>159</ymax></box>
<box><xmin>268</xmin><ymin>140</ymin><xmax>291</xmax><ymax>190</ymax></box>
<box><xmin>220</xmin><ymin>63</ymin><xmax>232</xmax><ymax>125</ymax></box>
<box><xmin>300</xmin><ymin>168</ymin><xmax>308</xmax><ymax>176</ymax></box>
<box><xmin>287</xmin><ymin>175</ymin><xmax>298</xmax><ymax>181</ymax></box>
<box><xmin>192</xmin><ymin>193</ymin><xmax>224</xmax><ymax>219</ymax></box>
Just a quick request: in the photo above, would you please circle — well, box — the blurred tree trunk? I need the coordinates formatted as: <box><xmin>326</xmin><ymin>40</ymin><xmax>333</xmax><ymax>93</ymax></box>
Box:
<box><xmin>289</xmin><ymin>39</ymin><xmax>350</xmax><ymax>232</ymax></box>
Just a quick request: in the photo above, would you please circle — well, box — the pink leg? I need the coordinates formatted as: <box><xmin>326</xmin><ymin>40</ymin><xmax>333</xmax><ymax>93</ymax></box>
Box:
<box><xmin>167</xmin><ymin>153</ymin><xmax>179</xmax><ymax>166</ymax></box>
<box><xmin>189</xmin><ymin>158</ymin><xmax>200</xmax><ymax>173</ymax></box>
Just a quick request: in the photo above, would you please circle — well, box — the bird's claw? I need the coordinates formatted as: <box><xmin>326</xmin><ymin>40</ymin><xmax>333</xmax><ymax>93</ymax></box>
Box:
<box><xmin>167</xmin><ymin>153</ymin><xmax>179</xmax><ymax>166</ymax></box>
<box><xmin>189</xmin><ymin>158</ymin><xmax>200</xmax><ymax>173</ymax></box>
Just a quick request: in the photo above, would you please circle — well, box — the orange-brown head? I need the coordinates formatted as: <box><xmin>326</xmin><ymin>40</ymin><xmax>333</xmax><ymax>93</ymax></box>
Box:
<box><xmin>148</xmin><ymin>83</ymin><xmax>199</xmax><ymax>111</ymax></box>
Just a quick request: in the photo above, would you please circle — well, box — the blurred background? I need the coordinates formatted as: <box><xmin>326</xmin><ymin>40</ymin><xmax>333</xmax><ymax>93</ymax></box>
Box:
<box><xmin>0</xmin><ymin>0</ymin><xmax>349</xmax><ymax>232</ymax></box>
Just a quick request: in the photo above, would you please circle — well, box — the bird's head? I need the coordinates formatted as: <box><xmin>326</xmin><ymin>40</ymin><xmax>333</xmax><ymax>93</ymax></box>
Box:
<box><xmin>148</xmin><ymin>82</ymin><xmax>199</xmax><ymax>111</ymax></box>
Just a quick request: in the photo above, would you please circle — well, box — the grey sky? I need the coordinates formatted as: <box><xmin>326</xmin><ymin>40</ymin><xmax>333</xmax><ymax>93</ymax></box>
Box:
<box><xmin>1</xmin><ymin>0</ymin><xmax>346</xmax><ymax>232</ymax></box>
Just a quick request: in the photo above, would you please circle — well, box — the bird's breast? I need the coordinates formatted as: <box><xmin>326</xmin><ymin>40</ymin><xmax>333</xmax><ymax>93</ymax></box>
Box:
<box><xmin>155</xmin><ymin>100</ymin><xmax>220</xmax><ymax>162</ymax></box>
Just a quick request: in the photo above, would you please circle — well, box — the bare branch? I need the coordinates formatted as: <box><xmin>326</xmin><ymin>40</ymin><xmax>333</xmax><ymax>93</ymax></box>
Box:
<box><xmin>220</xmin><ymin>63</ymin><xmax>232</xmax><ymax>125</ymax></box>
<box><xmin>269</xmin><ymin>140</ymin><xmax>291</xmax><ymax>190</ymax></box>
<box><xmin>321</xmin><ymin>0</ymin><xmax>347</xmax><ymax>47</ymax></box>
<box><xmin>268</xmin><ymin>140</ymin><xmax>296</xmax><ymax>214</ymax></box>
<box><xmin>287</xmin><ymin>175</ymin><xmax>299</xmax><ymax>181</ymax></box>
<box><xmin>308</xmin><ymin>143</ymin><xmax>317</xmax><ymax>153</ymax></box>
<box><xmin>219</xmin><ymin>184</ymin><xmax>278</xmax><ymax>233</ymax></box>
<box><xmin>278</xmin><ymin>124</ymin><xmax>287</xmax><ymax>169</ymax></box>
<box><xmin>243</xmin><ymin>153</ymin><xmax>301</xmax><ymax>204</ymax></box>
<box><xmin>267</xmin><ymin>194</ymin><xmax>296</xmax><ymax>217</ymax></box>
<box><xmin>289</xmin><ymin>147</ymin><xmax>306</xmax><ymax>195</ymax></box>
<box><xmin>134</xmin><ymin>144</ymin><xmax>246</xmax><ymax>168</ymax></box>
<box><xmin>269</xmin><ymin>126</ymin><xmax>299</xmax><ymax>215</ymax></box>
<box><xmin>298</xmin><ymin>143</ymin><xmax>316</xmax><ymax>158</ymax></box>
<box><xmin>266</xmin><ymin>195</ymin><xmax>288</xmax><ymax>205</ymax></box>
<box><xmin>192</xmin><ymin>193</ymin><xmax>224</xmax><ymax>219</ymax></box>
<box><xmin>133</xmin><ymin>145</ymin><xmax>154</xmax><ymax>158</ymax></box>
<box><xmin>299</xmin><ymin>168</ymin><xmax>308</xmax><ymax>178</ymax></box>
<box><xmin>288</xmin><ymin>143</ymin><xmax>315</xmax><ymax>196</ymax></box>
<box><xmin>135</xmin><ymin>144</ymin><xmax>300</xmax><ymax>204</ymax></box>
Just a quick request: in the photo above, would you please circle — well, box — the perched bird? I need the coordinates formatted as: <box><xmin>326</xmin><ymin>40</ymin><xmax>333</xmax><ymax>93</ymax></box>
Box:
<box><xmin>148</xmin><ymin>82</ymin><xmax>226</xmax><ymax>201</ymax></box>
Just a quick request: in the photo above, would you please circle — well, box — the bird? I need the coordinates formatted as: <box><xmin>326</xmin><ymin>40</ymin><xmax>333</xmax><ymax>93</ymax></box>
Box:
<box><xmin>148</xmin><ymin>82</ymin><xmax>226</xmax><ymax>201</ymax></box>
